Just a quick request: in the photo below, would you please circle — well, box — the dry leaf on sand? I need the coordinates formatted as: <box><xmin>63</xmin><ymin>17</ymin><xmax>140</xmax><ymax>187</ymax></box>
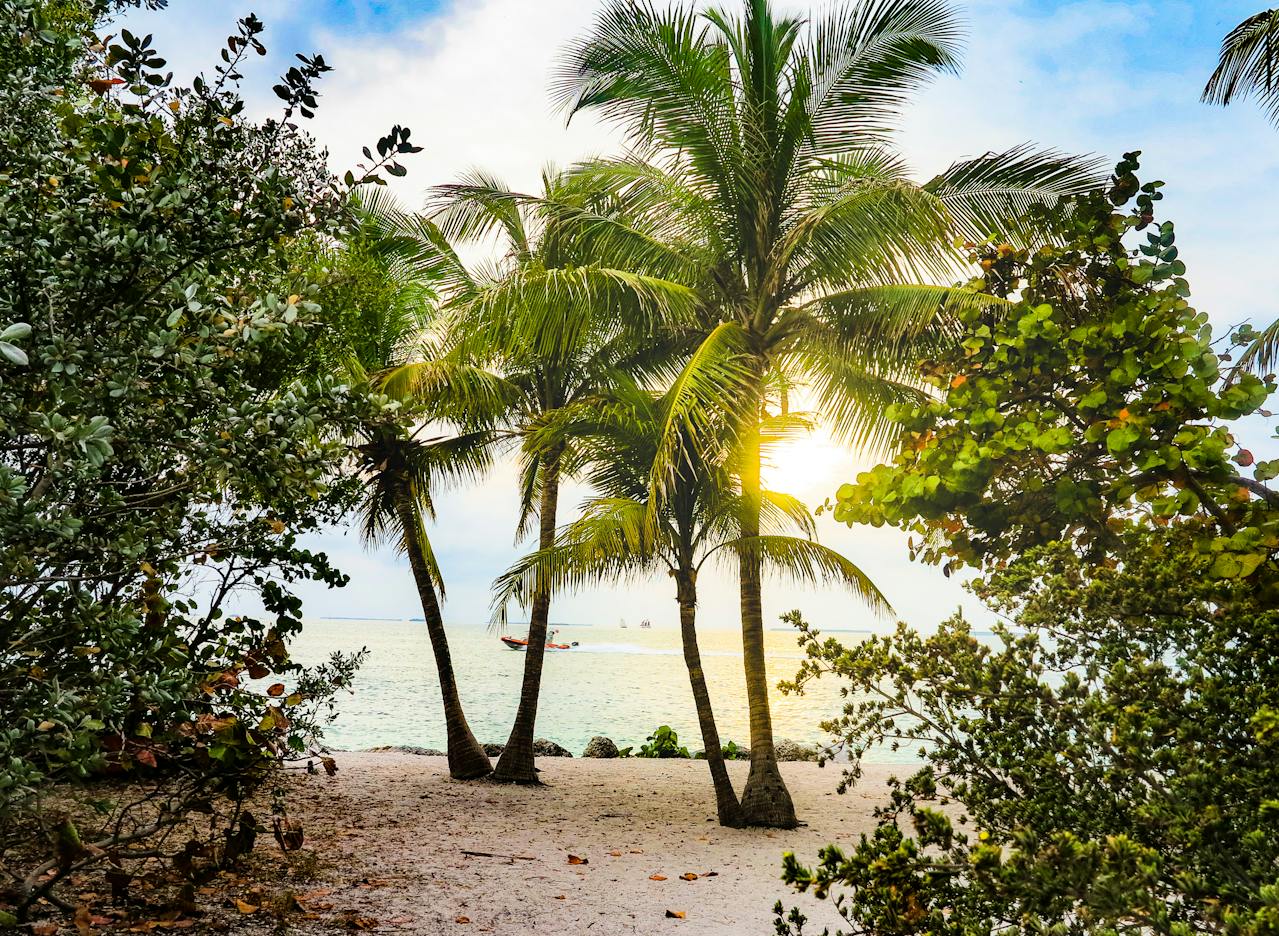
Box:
<box><xmin>665</xmin><ymin>909</ymin><xmax>686</xmax><ymax>919</ymax></box>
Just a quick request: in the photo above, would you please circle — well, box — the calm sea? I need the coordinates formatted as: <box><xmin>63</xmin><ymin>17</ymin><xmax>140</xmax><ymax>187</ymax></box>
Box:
<box><xmin>289</xmin><ymin>619</ymin><xmax>913</xmax><ymax>762</ymax></box>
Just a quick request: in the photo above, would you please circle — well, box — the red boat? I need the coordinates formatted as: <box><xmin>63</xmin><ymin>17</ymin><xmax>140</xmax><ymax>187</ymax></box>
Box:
<box><xmin>500</xmin><ymin>635</ymin><xmax>575</xmax><ymax>651</ymax></box>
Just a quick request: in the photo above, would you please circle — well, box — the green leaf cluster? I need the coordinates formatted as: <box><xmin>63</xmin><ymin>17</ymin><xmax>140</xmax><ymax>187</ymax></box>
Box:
<box><xmin>832</xmin><ymin>153</ymin><xmax>1278</xmax><ymax>584</ymax></box>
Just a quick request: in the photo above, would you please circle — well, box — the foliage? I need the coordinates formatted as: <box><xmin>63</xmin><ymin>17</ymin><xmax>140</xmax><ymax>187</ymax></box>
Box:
<box><xmin>777</xmin><ymin>161</ymin><xmax>1279</xmax><ymax>934</ymax></box>
<box><xmin>831</xmin><ymin>153</ymin><xmax>1278</xmax><ymax>582</ymax></box>
<box><xmin>1203</xmin><ymin>8</ymin><xmax>1279</xmax><ymax>126</ymax></box>
<box><xmin>635</xmin><ymin>725</ymin><xmax>691</xmax><ymax>759</ymax></box>
<box><xmin>0</xmin><ymin>0</ymin><xmax>411</xmax><ymax>920</ymax></box>
<box><xmin>778</xmin><ymin>534</ymin><xmax>1279</xmax><ymax>936</ymax></box>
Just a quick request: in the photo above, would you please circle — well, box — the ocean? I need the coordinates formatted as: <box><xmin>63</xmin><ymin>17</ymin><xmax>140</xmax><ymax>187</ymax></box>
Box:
<box><xmin>288</xmin><ymin>619</ymin><xmax>913</xmax><ymax>762</ymax></box>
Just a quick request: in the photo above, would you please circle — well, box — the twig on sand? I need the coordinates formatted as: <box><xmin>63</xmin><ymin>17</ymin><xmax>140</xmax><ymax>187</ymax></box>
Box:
<box><xmin>460</xmin><ymin>849</ymin><xmax>537</xmax><ymax>861</ymax></box>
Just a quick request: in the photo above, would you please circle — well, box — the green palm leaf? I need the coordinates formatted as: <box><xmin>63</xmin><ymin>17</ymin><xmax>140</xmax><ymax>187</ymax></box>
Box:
<box><xmin>924</xmin><ymin>144</ymin><xmax>1108</xmax><ymax>245</ymax></box>
<box><xmin>1203</xmin><ymin>9</ymin><xmax>1279</xmax><ymax>125</ymax></box>
<box><xmin>708</xmin><ymin>534</ymin><xmax>891</xmax><ymax>616</ymax></box>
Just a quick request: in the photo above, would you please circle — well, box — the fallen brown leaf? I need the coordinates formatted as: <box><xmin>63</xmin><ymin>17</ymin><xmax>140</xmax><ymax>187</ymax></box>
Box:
<box><xmin>234</xmin><ymin>899</ymin><xmax>258</xmax><ymax>914</ymax></box>
<box><xmin>649</xmin><ymin>874</ymin><xmax>667</xmax><ymax>881</ymax></box>
<box><xmin>552</xmin><ymin>895</ymin><xmax>566</xmax><ymax>900</ymax></box>
<box><xmin>32</xmin><ymin>923</ymin><xmax>58</xmax><ymax>936</ymax></box>
<box><xmin>455</xmin><ymin>916</ymin><xmax>471</xmax><ymax>924</ymax></box>
<box><xmin>702</xmin><ymin>871</ymin><xmax>718</xmax><ymax>877</ymax></box>
<box><xmin>567</xmin><ymin>854</ymin><xmax>588</xmax><ymax>865</ymax></box>
<box><xmin>74</xmin><ymin>906</ymin><xmax>93</xmax><ymax>936</ymax></box>
<box><xmin>665</xmin><ymin>910</ymin><xmax>686</xmax><ymax>919</ymax></box>
<box><xmin>608</xmin><ymin>850</ymin><xmax>622</xmax><ymax>857</ymax></box>
<box><xmin>679</xmin><ymin>873</ymin><xmax>698</xmax><ymax>881</ymax></box>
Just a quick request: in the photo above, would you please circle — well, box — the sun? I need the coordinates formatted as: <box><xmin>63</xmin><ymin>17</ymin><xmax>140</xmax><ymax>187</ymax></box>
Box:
<box><xmin>761</xmin><ymin>428</ymin><xmax>854</xmax><ymax>504</ymax></box>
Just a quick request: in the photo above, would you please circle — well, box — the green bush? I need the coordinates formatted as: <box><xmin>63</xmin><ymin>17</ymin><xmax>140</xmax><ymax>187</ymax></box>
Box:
<box><xmin>0</xmin><ymin>0</ymin><xmax>415</xmax><ymax>921</ymax></box>
<box><xmin>778</xmin><ymin>157</ymin><xmax>1279</xmax><ymax>936</ymax></box>
<box><xmin>627</xmin><ymin>725</ymin><xmax>691</xmax><ymax>759</ymax></box>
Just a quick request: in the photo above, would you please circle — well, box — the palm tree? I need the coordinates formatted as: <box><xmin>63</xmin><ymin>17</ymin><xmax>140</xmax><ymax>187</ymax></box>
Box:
<box><xmin>321</xmin><ymin>198</ymin><xmax>497</xmax><ymax>780</ymax></box>
<box><xmin>553</xmin><ymin>0</ymin><xmax>1102</xmax><ymax>826</ymax></box>
<box><xmin>1204</xmin><ymin>9</ymin><xmax>1279</xmax><ymax>376</ymax></box>
<box><xmin>491</xmin><ymin>373</ymin><xmax>889</xmax><ymax>826</ymax></box>
<box><xmin>385</xmin><ymin>170</ymin><xmax>698</xmax><ymax>783</ymax></box>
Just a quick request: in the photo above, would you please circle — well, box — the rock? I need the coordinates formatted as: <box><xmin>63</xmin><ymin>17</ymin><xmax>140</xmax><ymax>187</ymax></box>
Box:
<box><xmin>364</xmin><ymin>745</ymin><xmax>445</xmax><ymax>756</ymax></box>
<box><xmin>774</xmin><ymin>739</ymin><xmax>819</xmax><ymax>762</ymax></box>
<box><xmin>581</xmin><ymin>736</ymin><xmax>619</xmax><ymax>758</ymax></box>
<box><xmin>482</xmin><ymin>743</ymin><xmax>505</xmax><ymax>757</ymax></box>
<box><xmin>532</xmin><ymin>738</ymin><xmax>573</xmax><ymax>757</ymax></box>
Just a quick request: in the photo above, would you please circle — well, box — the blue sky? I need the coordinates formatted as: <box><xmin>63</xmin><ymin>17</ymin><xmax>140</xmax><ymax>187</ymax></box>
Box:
<box><xmin>128</xmin><ymin>0</ymin><xmax>1279</xmax><ymax>632</ymax></box>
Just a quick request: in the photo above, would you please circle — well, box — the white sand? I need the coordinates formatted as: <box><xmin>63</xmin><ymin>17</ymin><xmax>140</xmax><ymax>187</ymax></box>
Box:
<box><xmin>283</xmin><ymin>752</ymin><xmax>901</xmax><ymax>935</ymax></box>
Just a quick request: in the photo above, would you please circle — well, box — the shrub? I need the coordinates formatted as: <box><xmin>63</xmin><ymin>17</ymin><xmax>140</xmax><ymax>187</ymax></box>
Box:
<box><xmin>626</xmin><ymin>725</ymin><xmax>691</xmax><ymax>759</ymax></box>
<box><xmin>0</xmin><ymin>0</ymin><xmax>416</xmax><ymax>922</ymax></box>
<box><xmin>778</xmin><ymin>157</ymin><xmax>1279</xmax><ymax>935</ymax></box>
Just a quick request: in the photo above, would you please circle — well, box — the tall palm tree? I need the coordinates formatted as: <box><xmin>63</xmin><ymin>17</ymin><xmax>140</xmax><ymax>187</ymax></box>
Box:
<box><xmin>553</xmin><ymin>0</ymin><xmax>1102</xmax><ymax>826</ymax></box>
<box><xmin>322</xmin><ymin>198</ymin><xmax>497</xmax><ymax>780</ymax></box>
<box><xmin>386</xmin><ymin>170</ymin><xmax>698</xmax><ymax>783</ymax></box>
<box><xmin>491</xmin><ymin>373</ymin><xmax>890</xmax><ymax>826</ymax></box>
<box><xmin>1204</xmin><ymin>9</ymin><xmax>1279</xmax><ymax>376</ymax></box>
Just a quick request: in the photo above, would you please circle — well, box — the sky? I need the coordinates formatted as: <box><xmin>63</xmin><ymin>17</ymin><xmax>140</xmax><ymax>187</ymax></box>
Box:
<box><xmin>123</xmin><ymin>0</ymin><xmax>1279</xmax><ymax>634</ymax></box>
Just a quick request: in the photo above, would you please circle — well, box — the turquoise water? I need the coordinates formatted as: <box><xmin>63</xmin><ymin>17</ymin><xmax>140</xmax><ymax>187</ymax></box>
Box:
<box><xmin>290</xmin><ymin>619</ymin><xmax>908</xmax><ymax>761</ymax></box>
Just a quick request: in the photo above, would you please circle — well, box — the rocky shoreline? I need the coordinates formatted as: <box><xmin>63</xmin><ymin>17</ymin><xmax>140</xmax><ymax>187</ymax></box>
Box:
<box><xmin>364</xmin><ymin>735</ymin><xmax>822</xmax><ymax>761</ymax></box>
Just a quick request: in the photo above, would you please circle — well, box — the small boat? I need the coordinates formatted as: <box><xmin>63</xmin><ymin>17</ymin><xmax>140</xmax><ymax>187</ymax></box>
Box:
<box><xmin>619</xmin><ymin>617</ymin><xmax>627</xmax><ymax>629</ymax></box>
<box><xmin>639</xmin><ymin>619</ymin><xmax>651</xmax><ymax>629</ymax></box>
<box><xmin>500</xmin><ymin>635</ymin><xmax>576</xmax><ymax>651</ymax></box>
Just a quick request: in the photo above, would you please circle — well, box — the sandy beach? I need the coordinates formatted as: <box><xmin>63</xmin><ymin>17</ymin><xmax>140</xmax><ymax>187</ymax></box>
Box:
<box><xmin>276</xmin><ymin>751</ymin><xmax>899</xmax><ymax>935</ymax></box>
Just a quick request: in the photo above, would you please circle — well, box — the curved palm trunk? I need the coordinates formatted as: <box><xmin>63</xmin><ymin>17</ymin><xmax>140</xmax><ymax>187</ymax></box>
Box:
<box><xmin>737</xmin><ymin>390</ymin><xmax>798</xmax><ymax>828</ymax></box>
<box><xmin>676</xmin><ymin>571</ymin><xmax>745</xmax><ymax>828</ymax></box>
<box><xmin>393</xmin><ymin>489</ymin><xmax>491</xmax><ymax>780</ymax></box>
<box><xmin>492</xmin><ymin>449</ymin><xmax>561</xmax><ymax>783</ymax></box>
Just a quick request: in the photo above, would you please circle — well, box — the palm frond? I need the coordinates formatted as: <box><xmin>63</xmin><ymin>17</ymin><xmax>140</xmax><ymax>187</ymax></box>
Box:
<box><xmin>427</xmin><ymin>170</ymin><xmax>532</xmax><ymax>257</ymax></box>
<box><xmin>1203</xmin><ymin>9</ymin><xmax>1279</xmax><ymax>125</ymax></box>
<box><xmin>490</xmin><ymin>498</ymin><xmax>665</xmax><ymax>622</ymax></box>
<box><xmin>649</xmin><ymin>321</ymin><xmax>753</xmax><ymax>504</ymax></box>
<box><xmin>707</xmin><ymin>534</ymin><xmax>891</xmax><ymax>616</ymax></box>
<box><xmin>797</xmin><ymin>0</ymin><xmax>964</xmax><ymax>152</ymax></box>
<box><xmin>553</xmin><ymin>0</ymin><xmax>748</xmax><ymax>221</ymax></box>
<box><xmin>1231</xmin><ymin>314</ymin><xmax>1279</xmax><ymax>378</ymax></box>
<box><xmin>923</xmin><ymin>144</ymin><xmax>1107</xmax><ymax>245</ymax></box>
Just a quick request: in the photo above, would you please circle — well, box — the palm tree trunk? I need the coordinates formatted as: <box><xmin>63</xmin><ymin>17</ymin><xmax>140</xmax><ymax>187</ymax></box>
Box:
<box><xmin>393</xmin><ymin>488</ymin><xmax>491</xmax><ymax>780</ymax></box>
<box><xmin>492</xmin><ymin>447</ymin><xmax>561</xmax><ymax>783</ymax></box>
<box><xmin>737</xmin><ymin>381</ymin><xmax>798</xmax><ymax>828</ymax></box>
<box><xmin>676</xmin><ymin>570</ymin><xmax>745</xmax><ymax>828</ymax></box>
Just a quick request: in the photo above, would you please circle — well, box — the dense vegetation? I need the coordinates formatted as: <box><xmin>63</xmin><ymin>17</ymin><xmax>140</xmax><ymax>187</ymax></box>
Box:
<box><xmin>0</xmin><ymin>0</ymin><xmax>417</xmax><ymax>921</ymax></box>
<box><xmin>776</xmin><ymin>156</ymin><xmax>1279</xmax><ymax>935</ymax></box>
